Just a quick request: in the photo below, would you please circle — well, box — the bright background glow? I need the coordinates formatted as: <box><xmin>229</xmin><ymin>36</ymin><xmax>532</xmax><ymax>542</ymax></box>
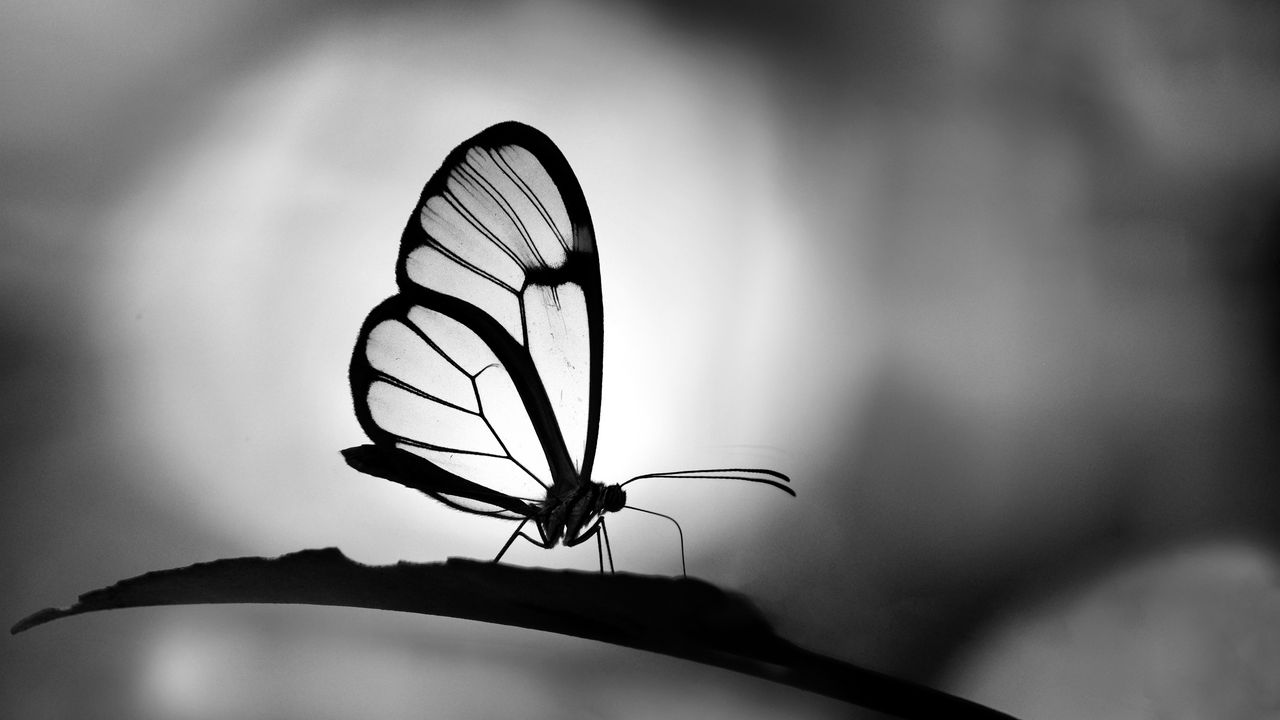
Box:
<box><xmin>4</xmin><ymin>2</ymin><xmax>1280</xmax><ymax>719</ymax></box>
<box><xmin>93</xmin><ymin>2</ymin><xmax>807</xmax><ymax>573</ymax></box>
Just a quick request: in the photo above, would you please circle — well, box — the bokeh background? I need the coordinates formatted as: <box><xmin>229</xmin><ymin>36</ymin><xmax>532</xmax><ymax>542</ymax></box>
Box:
<box><xmin>5</xmin><ymin>2</ymin><xmax>1280</xmax><ymax>718</ymax></box>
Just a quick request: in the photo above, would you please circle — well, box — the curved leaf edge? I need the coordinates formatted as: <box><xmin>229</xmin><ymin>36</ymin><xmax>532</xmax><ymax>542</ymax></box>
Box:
<box><xmin>11</xmin><ymin>548</ymin><xmax>1018</xmax><ymax>720</ymax></box>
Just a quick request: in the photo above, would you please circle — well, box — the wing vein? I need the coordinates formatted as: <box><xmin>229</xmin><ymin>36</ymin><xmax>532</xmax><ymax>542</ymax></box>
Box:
<box><xmin>493</xmin><ymin>150</ymin><xmax>568</xmax><ymax>254</ymax></box>
<box><xmin>393</xmin><ymin>436</ymin><xmax>507</xmax><ymax>457</ymax></box>
<box><xmin>398</xmin><ymin>315</ymin><xmax>471</xmax><ymax>379</ymax></box>
<box><xmin>470</xmin><ymin>365</ymin><xmax>550</xmax><ymax>490</ymax></box>
<box><xmin>372</xmin><ymin>372</ymin><xmax>478</xmax><ymax>415</ymax></box>
<box><xmin>436</xmin><ymin>193</ymin><xmax>524</xmax><ymax>292</ymax></box>
<box><xmin>460</xmin><ymin>156</ymin><xmax>547</xmax><ymax>269</ymax></box>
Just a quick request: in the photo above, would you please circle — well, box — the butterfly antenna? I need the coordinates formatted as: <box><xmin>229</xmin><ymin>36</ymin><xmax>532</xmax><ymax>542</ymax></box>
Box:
<box><xmin>620</xmin><ymin>468</ymin><xmax>794</xmax><ymax>496</ymax></box>
<box><xmin>625</xmin><ymin>505</ymin><xmax>686</xmax><ymax>577</ymax></box>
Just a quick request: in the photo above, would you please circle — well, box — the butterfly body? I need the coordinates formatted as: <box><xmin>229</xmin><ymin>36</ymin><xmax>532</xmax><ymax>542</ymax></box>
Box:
<box><xmin>345</xmin><ymin>122</ymin><xmax>790</xmax><ymax>571</ymax></box>
<box><xmin>537</xmin><ymin>480</ymin><xmax>627</xmax><ymax>548</ymax></box>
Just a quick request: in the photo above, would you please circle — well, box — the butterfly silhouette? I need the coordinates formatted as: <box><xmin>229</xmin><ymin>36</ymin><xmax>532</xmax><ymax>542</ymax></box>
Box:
<box><xmin>342</xmin><ymin>122</ymin><xmax>792</xmax><ymax>573</ymax></box>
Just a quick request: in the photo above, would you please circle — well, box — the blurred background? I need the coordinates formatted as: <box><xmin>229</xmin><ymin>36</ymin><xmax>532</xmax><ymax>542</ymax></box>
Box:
<box><xmin>4</xmin><ymin>1</ymin><xmax>1280</xmax><ymax>718</ymax></box>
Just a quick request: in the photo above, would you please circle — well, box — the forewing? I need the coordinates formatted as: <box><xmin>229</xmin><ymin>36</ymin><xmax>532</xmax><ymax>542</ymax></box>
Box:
<box><xmin>395</xmin><ymin>122</ymin><xmax>603</xmax><ymax>485</ymax></box>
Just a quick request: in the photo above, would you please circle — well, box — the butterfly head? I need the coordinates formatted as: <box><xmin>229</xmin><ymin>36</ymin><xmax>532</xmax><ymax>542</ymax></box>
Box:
<box><xmin>601</xmin><ymin>484</ymin><xmax>627</xmax><ymax>513</ymax></box>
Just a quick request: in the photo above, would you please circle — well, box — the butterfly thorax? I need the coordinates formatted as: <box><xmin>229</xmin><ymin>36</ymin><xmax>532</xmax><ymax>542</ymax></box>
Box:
<box><xmin>538</xmin><ymin>481</ymin><xmax>626</xmax><ymax>546</ymax></box>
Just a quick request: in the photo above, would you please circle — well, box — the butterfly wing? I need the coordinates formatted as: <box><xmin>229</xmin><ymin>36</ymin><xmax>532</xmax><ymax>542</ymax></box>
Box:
<box><xmin>348</xmin><ymin>122</ymin><xmax>602</xmax><ymax>516</ymax></box>
<box><xmin>342</xmin><ymin>443</ymin><xmax>536</xmax><ymax>519</ymax></box>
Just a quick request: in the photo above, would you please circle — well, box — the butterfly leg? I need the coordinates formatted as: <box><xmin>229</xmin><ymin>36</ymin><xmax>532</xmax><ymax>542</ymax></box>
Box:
<box><xmin>601</xmin><ymin>520</ymin><xmax>615</xmax><ymax>573</ymax></box>
<box><xmin>493</xmin><ymin>518</ymin><xmax>552</xmax><ymax>563</ymax></box>
<box><xmin>592</xmin><ymin>527</ymin><xmax>616</xmax><ymax>574</ymax></box>
<box><xmin>493</xmin><ymin>519</ymin><xmax>528</xmax><ymax>563</ymax></box>
<box><xmin>567</xmin><ymin>519</ymin><xmax>613</xmax><ymax>574</ymax></box>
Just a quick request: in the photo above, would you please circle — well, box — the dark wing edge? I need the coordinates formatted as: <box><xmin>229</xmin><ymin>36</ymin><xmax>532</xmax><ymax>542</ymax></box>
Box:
<box><xmin>342</xmin><ymin>444</ymin><xmax>536</xmax><ymax>519</ymax></box>
<box><xmin>393</xmin><ymin>121</ymin><xmax>604</xmax><ymax>485</ymax></box>
<box><xmin>348</xmin><ymin>293</ymin><xmax>553</xmax><ymax>506</ymax></box>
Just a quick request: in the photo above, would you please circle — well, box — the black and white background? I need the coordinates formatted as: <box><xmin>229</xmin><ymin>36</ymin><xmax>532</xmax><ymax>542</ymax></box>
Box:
<box><xmin>4</xmin><ymin>2</ymin><xmax>1279</xmax><ymax>718</ymax></box>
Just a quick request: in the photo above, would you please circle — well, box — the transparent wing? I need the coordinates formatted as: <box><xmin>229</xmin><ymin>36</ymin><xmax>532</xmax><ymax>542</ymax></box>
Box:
<box><xmin>350</xmin><ymin>296</ymin><xmax>556</xmax><ymax>504</ymax></box>
<box><xmin>392</xmin><ymin>122</ymin><xmax>603</xmax><ymax>488</ymax></box>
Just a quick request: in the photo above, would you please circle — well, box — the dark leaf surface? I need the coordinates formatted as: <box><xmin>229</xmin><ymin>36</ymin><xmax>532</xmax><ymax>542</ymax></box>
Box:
<box><xmin>12</xmin><ymin>548</ymin><xmax>1018</xmax><ymax>720</ymax></box>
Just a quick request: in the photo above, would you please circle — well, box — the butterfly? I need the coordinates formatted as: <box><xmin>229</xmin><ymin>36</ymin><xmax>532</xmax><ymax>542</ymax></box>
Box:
<box><xmin>342</xmin><ymin>122</ymin><xmax>792</xmax><ymax>574</ymax></box>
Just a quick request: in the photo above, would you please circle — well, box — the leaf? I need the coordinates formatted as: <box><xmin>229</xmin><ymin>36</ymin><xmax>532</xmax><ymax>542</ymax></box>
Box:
<box><xmin>11</xmin><ymin>548</ymin><xmax>1018</xmax><ymax>720</ymax></box>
